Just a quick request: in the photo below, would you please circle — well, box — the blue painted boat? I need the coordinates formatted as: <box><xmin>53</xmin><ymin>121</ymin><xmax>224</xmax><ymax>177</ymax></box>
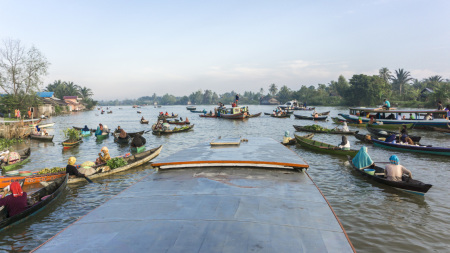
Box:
<box><xmin>372</xmin><ymin>139</ymin><xmax>450</xmax><ymax>156</ymax></box>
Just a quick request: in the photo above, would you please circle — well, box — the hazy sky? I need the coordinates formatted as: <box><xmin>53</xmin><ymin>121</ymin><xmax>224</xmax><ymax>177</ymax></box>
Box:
<box><xmin>1</xmin><ymin>0</ymin><xmax>449</xmax><ymax>100</ymax></box>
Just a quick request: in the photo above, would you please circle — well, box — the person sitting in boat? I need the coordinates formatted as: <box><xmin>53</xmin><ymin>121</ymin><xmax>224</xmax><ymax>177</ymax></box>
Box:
<box><xmin>95</xmin><ymin>126</ymin><xmax>102</xmax><ymax>136</ymax></box>
<box><xmin>81</xmin><ymin>125</ymin><xmax>90</xmax><ymax>135</ymax></box>
<box><xmin>396</xmin><ymin>113</ymin><xmax>402</xmax><ymax>120</ymax></box>
<box><xmin>131</xmin><ymin>133</ymin><xmax>145</xmax><ymax>148</ymax></box>
<box><xmin>209</xmin><ymin>110</ymin><xmax>213</xmax><ymax>115</ymax></box>
<box><xmin>385</xmin><ymin>134</ymin><xmax>397</xmax><ymax>143</ymax></box>
<box><xmin>179</xmin><ymin>117</ymin><xmax>183</xmax><ymax>121</ymax></box>
<box><xmin>165</xmin><ymin>112</ymin><xmax>169</xmax><ymax>116</ymax></box>
<box><xmin>159</xmin><ymin>112</ymin><xmax>163</xmax><ymax>116</ymax></box>
<box><xmin>387</xmin><ymin>114</ymin><xmax>395</xmax><ymax>119</ymax></box>
<box><xmin>425</xmin><ymin>113</ymin><xmax>433</xmax><ymax>120</ymax></box>
<box><xmin>203</xmin><ymin>109</ymin><xmax>207</xmax><ymax>115</ymax></box>
<box><xmin>66</xmin><ymin>157</ymin><xmax>85</xmax><ymax>178</ymax></box>
<box><xmin>34</xmin><ymin>125</ymin><xmax>41</xmax><ymax>135</ymax></box>
<box><xmin>118</xmin><ymin>129</ymin><xmax>128</xmax><ymax>139</ymax></box>
<box><xmin>352</xmin><ymin>147</ymin><xmax>374</xmax><ymax>170</ymax></box>
<box><xmin>384</xmin><ymin>155</ymin><xmax>412</xmax><ymax>181</ymax></box>
<box><xmin>185</xmin><ymin>117</ymin><xmax>189</xmax><ymax>123</ymax></box>
<box><xmin>446</xmin><ymin>105</ymin><xmax>450</xmax><ymax>119</ymax></box>
<box><xmin>231</xmin><ymin>102</ymin><xmax>236</xmax><ymax>108</ymax></box>
<box><xmin>96</xmin><ymin>147</ymin><xmax>111</xmax><ymax>165</ymax></box>
<box><xmin>314</xmin><ymin>112</ymin><xmax>319</xmax><ymax>119</ymax></box>
<box><xmin>408</xmin><ymin>113</ymin><xmax>415</xmax><ymax>120</ymax></box>
<box><xmin>0</xmin><ymin>182</ymin><xmax>28</xmax><ymax>217</ymax></box>
<box><xmin>342</xmin><ymin>122</ymin><xmax>349</xmax><ymax>132</ymax></box>
<box><xmin>99</xmin><ymin>124</ymin><xmax>104</xmax><ymax>131</ymax></box>
<box><xmin>382</xmin><ymin>99</ymin><xmax>390</xmax><ymax>110</ymax></box>
<box><xmin>400</xmin><ymin>125</ymin><xmax>414</xmax><ymax>145</ymax></box>
<box><xmin>42</xmin><ymin>129</ymin><xmax>48</xmax><ymax>136</ymax></box>
<box><xmin>172</xmin><ymin>112</ymin><xmax>175</xmax><ymax>116</ymax></box>
<box><xmin>369</xmin><ymin>117</ymin><xmax>375</xmax><ymax>125</ymax></box>
<box><xmin>336</xmin><ymin>136</ymin><xmax>350</xmax><ymax>150</ymax></box>
<box><xmin>358</xmin><ymin>116</ymin><xmax>362</xmax><ymax>124</ymax></box>
<box><xmin>141</xmin><ymin>116</ymin><xmax>145</xmax><ymax>122</ymax></box>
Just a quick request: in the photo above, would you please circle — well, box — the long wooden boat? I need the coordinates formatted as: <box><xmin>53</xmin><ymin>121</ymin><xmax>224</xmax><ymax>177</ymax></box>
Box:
<box><xmin>190</xmin><ymin>110</ymin><xmax>204</xmax><ymax>113</ymax></box>
<box><xmin>166</xmin><ymin>119</ymin><xmax>190</xmax><ymax>125</ymax></box>
<box><xmin>347</xmin><ymin>157</ymin><xmax>432</xmax><ymax>195</ymax></box>
<box><xmin>293</xmin><ymin>125</ymin><xmax>358</xmax><ymax>135</ymax></box>
<box><xmin>112</xmin><ymin>130</ymin><xmax>144</xmax><ymax>138</ymax></box>
<box><xmin>62</xmin><ymin>138</ymin><xmax>82</xmax><ymax>149</ymax></box>
<box><xmin>73</xmin><ymin>126</ymin><xmax>96</xmax><ymax>132</ymax></box>
<box><xmin>294</xmin><ymin>114</ymin><xmax>327</xmax><ymax>121</ymax></box>
<box><xmin>372</xmin><ymin>139</ymin><xmax>450</xmax><ymax>156</ymax></box>
<box><xmin>152</xmin><ymin>125</ymin><xmax>195</xmax><ymax>135</ymax></box>
<box><xmin>220</xmin><ymin>113</ymin><xmax>246</xmax><ymax>119</ymax></box>
<box><xmin>0</xmin><ymin>174</ymin><xmax>68</xmax><ymax>231</ymax></box>
<box><xmin>186</xmin><ymin>106</ymin><xmax>196</xmax><ymax>111</ymax></box>
<box><xmin>282</xmin><ymin>133</ymin><xmax>314</xmax><ymax>145</ymax></box>
<box><xmin>366</xmin><ymin>126</ymin><xmax>421</xmax><ymax>143</ymax></box>
<box><xmin>30</xmin><ymin>134</ymin><xmax>54</xmax><ymax>142</ymax></box>
<box><xmin>270</xmin><ymin>114</ymin><xmax>290</xmax><ymax>118</ymax></box>
<box><xmin>246</xmin><ymin>112</ymin><xmax>262</xmax><ymax>118</ymax></box>
<box><xmin>294</xmin><ymin>134</ymin><xmax>359</xmax><ymax>157</ymax></box>
<box><xmin>67</xmin><ymin>146</ymin><xmax>163</xmax><ymax>184</ymax></box>
<box><xmin>0</xmin><ymin>171</ymin><xmax>66</xmax><ymax>189</ymax></box>
<box><xmin>354</xmin><ymin>133</ymin><xmax>374</xmax><ymax>144</ymax></box>
<box><xmin>1</xmin><ymin>148</ymin><xmax>31</xmax><ymax>172</ymax></box>
<box><xmin>425</xmin><ymin>125</ymin><xmax>450</xmax><ymax>133</ymax></box>
<box><xmin>107</xmin><ymin>111</ymin><xmax>113</xmax><ymax>114</ymax></box>
<box><xmin>199</xmin><ymin>114</ymin><xmax>217</xmax><ymax>118</ymax></box>
<box><xmin>317</xmin><ymin>111</ymin><xmax>330</xmax><ymax>116</ymax></box>
<box><xmin>140</xmin><ymin>120</ymin><xmax>149</xmax><ymax>124</ymax></box>
<box><xmin>331</xmin><ymin>117</ymin><xmax>366</xmax><ymax>127</ymax></box>
<box><xmin>367</xmin><ymin>123</ymin><xmax>413</xmax><ymax>130</ymax></box>
<box><xmin>158</xmin><ymin>114</ymin><xmax>178</xmax><ymax>119</ymax></box>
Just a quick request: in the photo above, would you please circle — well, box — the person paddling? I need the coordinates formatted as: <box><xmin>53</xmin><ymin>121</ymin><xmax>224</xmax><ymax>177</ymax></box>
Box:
<box><xmin>66</xmin><ymin>157</ymin><xmax>85</xmax><ymax>178</ymax></box>
<box><xmin>0</xmin><ymin>182</ymin><xmax>28</xmax><ymax>217</ymax></box>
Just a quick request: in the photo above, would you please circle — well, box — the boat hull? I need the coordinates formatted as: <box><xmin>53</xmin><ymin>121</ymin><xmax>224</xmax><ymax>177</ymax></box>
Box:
<box><xmin>339</xmin><ymin>113</ymin><xmax>450</xmax><ymax>128</ymax></box>
<box><xmin>372</xmin><ymin>139</ymin><xmax>450</xmax><ymax>156</ymax></box>
<box><xmin>294</xmin><ymin>135</ymin><xmax>358</xmax><ymax>157</ymax></box>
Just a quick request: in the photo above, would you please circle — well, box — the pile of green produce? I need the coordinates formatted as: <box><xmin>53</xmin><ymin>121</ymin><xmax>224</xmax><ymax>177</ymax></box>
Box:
<box><xmin>303</xmin><ymin>124</ymin><xmax>330</xmax><ymax>132</ymax></box>
<box><xmin>106</xmin><ymin>157</ymin><xmax>127</xmax><ymax>169</ymax></box>
<box><xmin>38</xmin><ymin>167</ymin><xmax>66</xmax><ymax>174</ymax></box>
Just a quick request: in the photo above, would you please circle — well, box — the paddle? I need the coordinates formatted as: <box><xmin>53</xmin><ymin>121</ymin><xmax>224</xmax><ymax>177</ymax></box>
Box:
<box><xmin>83</xmin><ymin>175</ymin><xmax>93</xmax><ymax>183</ymax></box>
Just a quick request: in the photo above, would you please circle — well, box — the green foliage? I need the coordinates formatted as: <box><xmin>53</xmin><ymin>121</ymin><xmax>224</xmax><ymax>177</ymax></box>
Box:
<box><xmin>346</xmin><ymin>74</ymin><xmax>390</xmax><ymax>106</ymax></box>
<box><xmin>106</xmin><ymin>157</ymin><xmax>127</xmax><ymax>169</ymax></box>
<box><xmin>304</xmin><ymin>125</ymin><xmax>329</xmax><ymax>131</ymax></box>
<box><xmin>0</xmin><ymin>138</ymin><xmax>23</xmax><ymax>150</ymax></box>
<box><xmin>62</xmin><ymin>128</ymin><xmax>80</xmax><ymax>141</ymax></box>
<box><xmin>55</xmin><ymin>105</ymin><xmax>62</xmax><ymax>114</ymax></box>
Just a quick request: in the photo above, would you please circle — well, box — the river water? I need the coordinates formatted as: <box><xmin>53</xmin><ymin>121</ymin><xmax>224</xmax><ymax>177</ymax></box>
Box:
<box><xmin>0</xmin><ymin>105</ymin><xmax>448</xmax><ymax>252</ymax></box>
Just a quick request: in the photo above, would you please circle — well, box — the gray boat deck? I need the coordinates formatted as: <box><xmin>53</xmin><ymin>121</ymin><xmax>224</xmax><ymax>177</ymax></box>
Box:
<box><xmin>34</xmin><ymin>138</ymin><xmax>354</xmax><ymax>253</ymax></box>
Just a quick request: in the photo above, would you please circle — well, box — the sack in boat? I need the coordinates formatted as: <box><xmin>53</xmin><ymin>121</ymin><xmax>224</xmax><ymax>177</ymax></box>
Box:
<box><xmin>81</xmin><ymin>161</ymin><xmax>95</xmax><ymax>168</ymax></box>
<box><xmin>96</xmin><ymin>166</ymin><xmax>111</xmax><ymax>173</ymax></box>
<box><xmin>78</xmin><ymin>167</ymin><xmax>96</xmax><ymax>176</ymax></box>
<box><xmin>7</xmin><ymin>152</ymin><xmax>20</xmax><ymax>164</ymax></box>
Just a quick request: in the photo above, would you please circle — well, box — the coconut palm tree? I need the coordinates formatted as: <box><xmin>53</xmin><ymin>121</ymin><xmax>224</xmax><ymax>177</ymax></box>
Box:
<box><xmin>390</xmin><ymin>69</ymin><xmax>413</xmax><ymax>96</ymax></box>
<box><xmin>269</xmin><ymin>84</ymin><xmax>278</xmax><ymax>97</ymax></box>
<box><xmin>79</xmin><ymin>86</ymin><xmax>93</xmax><ymax>99</ymax></box>
<box><xmin>379</xmin><ymin>67</ymin><xmax>392</xmax><ymax>84</ymax></box>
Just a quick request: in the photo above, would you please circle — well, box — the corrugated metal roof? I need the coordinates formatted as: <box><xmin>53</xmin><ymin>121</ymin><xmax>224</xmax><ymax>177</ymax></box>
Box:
<box><xmin>36</xmin><ymin>92</ymin><xmax>54</xmax><ymax>98</ymax></box>
<box><xmin>63</xmin><ymin>96</ymin><xmax>78</xmax><ymax>99</ymax></box>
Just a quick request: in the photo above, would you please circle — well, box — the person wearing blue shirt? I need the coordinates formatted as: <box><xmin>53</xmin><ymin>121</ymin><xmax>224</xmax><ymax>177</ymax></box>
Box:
<box><xmin>383</xmin><ymin>99</ymin><xmax>391</xmax><ymax>110</ymax></box>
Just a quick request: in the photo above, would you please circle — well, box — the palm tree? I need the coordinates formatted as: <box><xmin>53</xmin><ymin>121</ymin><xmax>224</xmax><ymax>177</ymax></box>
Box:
<box><xmin>391</xmin><ymin>69</ymin><xmax>413</xmax><ymax>96</ymax></box>
<box><xmin>65</xmin><ymin>82</ymin><xmax>81</xmax><ymax>96</ymax></box>
<box><xmin>269</xmin><ymin>84</ymin><xmax>278</xmax><ymax>97</ymax></box>
<box><xmin>79</xmin><ymin>86</ymin><xmax>93</xmax><ymax>99</ymax></box>
<box><xmin>379</xmin><ymin>67</ymin><xmax>392</xmax><ymax>84</ymax></box>
<box><xmin>426</xmin><ymin>75</ymin><xmax>443</xmax><ymax>83</ymax></box>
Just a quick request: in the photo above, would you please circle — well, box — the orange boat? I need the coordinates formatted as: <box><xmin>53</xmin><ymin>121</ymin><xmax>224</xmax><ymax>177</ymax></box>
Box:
<box><xmin>0</xmin><ymin>172</ymin><xmax>66</xmax><ymax>188</ymax></box>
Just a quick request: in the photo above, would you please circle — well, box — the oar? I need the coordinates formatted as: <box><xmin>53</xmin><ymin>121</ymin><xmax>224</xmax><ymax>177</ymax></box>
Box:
<box><xmin>83</xmin><ymin>175</ymin><xmax>93</xmax><ymax>183</ymax></box>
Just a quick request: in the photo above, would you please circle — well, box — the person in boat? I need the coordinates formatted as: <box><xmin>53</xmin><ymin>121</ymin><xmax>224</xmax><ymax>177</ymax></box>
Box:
<box><xmin>396</xmin><ymin>113</ymin><xmax>402</xmax><ymax>120</ymax></box>
<box><xmin>445</xmin><ymin>105</ymin><xmax>450</xmax><ymax>119</ymax></box>
<box><xmin>141</xmin><ymin>116</ymin><xmax>145</xmax><ymax>122</ymax></box>
<box><xmin>165</xmin><ymin>112</ymin><xmax>169</xmax><ymax>116</ymax></box>
<box><xmin>384</xmin><ymin>155</ymin><xmax>412</xmax><ymax>181</ymax></box>
<box><xmin>0</xmin><ymin>150</ymin><xmax>10</xmax><ymax>161</ymax></box>
<box><xmin>382</xmin><ymin>99</ymin><xmax>391</xmax><ymax>110</ymax></box>
<box><xmin>358</xmin><ymin>116</ymin><xmax>362</xmax><ymax>124</ymax></box>
<box><xmin>409</xmin><ymin>113</ymin><xmax>415</xmax><ymax>120</ymax></box>
<box><xmin>387</xmin><ymin>114</ymin><xmax>395</xmax><ymax>119</ymax></box>
<box><xmin>96</xmin><ymin>147</ymin><xmax>111</xmax><ymax>165</ymax></box>
<box><xmin>180</xmin><ymin>117</ymin><xmax>183</xmax><ymax>121</ymax></box>
<box><xmin>203</xmin><ymin>109</ymin><xmax>207</xmax><ymax>115</ymax></box>
<box><xmin>66</xmin><ymin>157</ymin><xmax>85</xmax><ymax>178</ymax></box>
<box><xmin>342</xmin><ymin>122</ymin><xmax>349</xmax><ymax>132</ymax></box>
<box><xmin>352</xmin><ymin>146</ymin><xmax>374</xmax><ymax>170</ymax></box>
<box><xmin>95</xmin><ymin>126</ymin><xmax>102</xmax><ymax>136</ymax></box>
<box><xmin>400</xmin><ymin>125</ymin><xmax>414</xmax><ymax>145</ymax></box>
<box><xmin>131</xmin><ymin>133</ymin><xmax>145</xmax><ymax>148</ymax></box>
<box><xmin>82</xmin><ymin>125</ymin><xmax>90</xmax><ymax>133</ymax></box>
<box><xmin>34</xmin><ymin>125</ymin><xmax>41</xmax><ymax>135</ymax></box>
<box><xmin>425</xmin><ymin>113</ymin><xmax>433</xmax><ymax>120</ymax></box>
<box><xmin>99</xmin><ymin>124</ymin><xmax>104</xmax><ymax>131</ymax></box>
<box><xmin>118</xmin><ymin>129</ymin><xmax>128</xmax><ymax>139</ymax></box>
<box><xmin>42</xmin><ymin>129</ymin><xmax>48</xmax><ymax>136</ymax></box>
<box><xmin>231</xmin><ymin>102</ymin><xmax>236</xmax><ymax>108</ymax></box>
<box><xmin>185</xmin><ymin>117</ymin><xmax>189</xmax><ymax>123</ymax></box>
<box><xmin>369</xmin><ymin>117</ymin><xmax>375</xmax><ymax>125</ymax></box>
<box><xmin>313</xmin><ymin>112</ymin><xmax>319</xmax><ymax>118</ymax></box>
<box><xmin>336</xmin><ymin>136</ymin><xmax>350</xmax><ymax>150</ymax></box>
<box><xmin>209</xmin><ymin>110</ymin><xmax>213</xmax><ymax>115</ymax></box>
<box><xmin>385</xmin><ymin>134</ymin><xmax>397</xmax><ymax>143</ymax></box>
<box><xmin>235</xmin><ymin>94</ymin><xmax>239</xmax><ymax>105</ymax></box>
<box><xmin>0</xmin><ymin>182</ymin><xmax>28</xmax><ymax>217</ymax></box>
<box><xmin>437</xmin><ymin>101</ymin><xmax>443</xmax><ymax>110</ymax></box>
<box><xmin>102</xmin><ymin>125</ymin><xmax>109</xmax><ymax>134</ymax></box>
<box><xmin>172</xmin><ymin>112</ymin><xmax>175</xmax><ymax>116</ymax></box>
<box><xmin>159</xmin><ymin>112</ymin><xmax>163</xmax><ymax>116</ymax></box>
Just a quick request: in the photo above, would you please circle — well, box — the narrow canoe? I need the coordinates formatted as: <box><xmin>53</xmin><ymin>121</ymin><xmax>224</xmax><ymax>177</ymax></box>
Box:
<box><xmin>372</xmin><ymin>139</ymin><xmax>450</xmax><ymax>156</ymax></box>
<box><xmin>137</xmin><ymin>111</ymin><xmax>141</xmax><ymax>113</ymax></box>
<box><xmin>366</xmin><ymin>126</ymin><xmax>421</xmax><ymax>143</ymax></box>
<box><xmin>140</xmin><ymin>120</ymin><xmax>149</xmax><ymax>124</ymax></box>
<box><xmin>111</xmin><ymin>130</ymin><xmax>144</xmax><ymax>138</ymax></box>
<box><xmin>73</xmin><ymin>126</ymin><xmax>96</xmax><ymax>132</ymax></box>
<box><xmin>186</xmin><ymin>106</ymin><xmax>196</xmax><ymax>111</ymax></box>
<box><xmin>1</xmin><ymin>148</ymin><xmax>31</xmax><ymax>172</ymax></box>
<box><xmin>367</xmin><ymin>123</ymin><xmax>413</xmax><ymax>130</ymax></box>
<box><xmin>62</xmin><ymin>138</ymin><xmax>82</xmax><ymax>148</ymax></box>
<box><xmin>294</xmin><ymin>114</ymin><xmax>328</xmax><ymax>121</ymax></box>
<box><xmin>30</xmin><ymin>134</ymin><xmax>54</xmax><ymax>142</ymax></box>
<box><xmin>95</xmin><ymin>133</ymin><xmax>109</xmax><ymax>140</ymax></box>
<box><xmin>281</xmin><ymin>133</ymin><xmax>314</xmax><ymax>145</ymax></box>
<box><xmin>247</xmin><ymin>112</ymin><xmax>262</xmax><ymax>118</ymax></box>
<box><xmin>152</xmin><ymin>125</ymin><xmax>195</xmax><ymax>135</ymax></box>
<box><xmin>199</xmin><ymin>114</ymin><xmax>217</xmax><ymax>118</ymax></box>
<box><xmin>158</xmin><ymin>114</ymin><xmax>179</xmax><ymax>119</ymax></box>
<box><xmin>317</xmin><ymin>111</ymin><xmax>330</xmax><ymax>116</ymax></box>
<box><xmin>354</xmin><ymin>133</ymin><xmax>374</xmax><ymax>144</ymax></box>
<box><xmin>67</xmin><ymin>145</ymin><xmax>163</xmax><ymax>184</ymax></box>
<box><xmin>293</xmin><ymin>125</ymin><xmax>358</xmax><ymax>135</ymax></box>
<box><xmin>166</xmin><ymin>120</ymin><xmax>190</xmax><ymax>125</ymax></box>
<box><xmin>131</xmin><ymin>145</ymin><xmax>146</xmax><ymax>153</ymax></box>
<box><xmin>347</xmin><ymin>157</ymin><xmax>432</xmax><ymax>195</ymax></box>
<box><xmin>220</xmin><ymin>113</ymin><xmax>246</xmax><ymax>119</ymax></box>
<box><xmin>190</xmin><ymin>110</ymin><xmax>204</xmax><ymax>113</ymax></box>
<box><xmin>424</xmin><ymin>125</ymin><xmax>450</xmax><ymax>133</ymax></box>
<box><xmin>0</xmin><ymin>172</ymin><xmax>66</xmax><ymax>189</ymax></box>
<box><xmin>294</xmin><ymin>134</ymin><xmax>359</xmax><ymax>157</ymax></box>
<box><xmin>331</xmin><ymin>117</ymin><xmax>366</xmax><ymax>127</ymax></box>
<box><xmin>0</xmin><ymin>174</ymin><xmax>68</xmax><ymax>231</ymax></box>
<box><xmin>270</xmin><ymin>114</ymin><xmax>290</xmax><ymax>118</ymax></box>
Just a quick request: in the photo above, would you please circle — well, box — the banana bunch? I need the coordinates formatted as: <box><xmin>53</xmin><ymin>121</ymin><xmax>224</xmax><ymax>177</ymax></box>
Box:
<box><xmin>38</xmin><ymin>167</ymin><xmax>66</xmax><ymax>174</ymax></box>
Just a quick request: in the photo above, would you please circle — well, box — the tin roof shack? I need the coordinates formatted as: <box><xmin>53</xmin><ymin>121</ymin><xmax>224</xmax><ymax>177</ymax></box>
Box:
<box><xmin>36</xmin><ymin>92</ymin><xmax>69</xmax><ymax>116</ymax></box>
<box><xmin>260</xmin><ymin>95</ymin><xmax>280</xmax><ymax>105</ymax></box>
<box><xmin>34</xmin><ymin>137</ymin><xmax>355</xmax><ymax>253</ymax></box>
<box><xmin>63</xmin><ymin>96</ymin><xmax>85</xmax><ymax>111</ymax></box>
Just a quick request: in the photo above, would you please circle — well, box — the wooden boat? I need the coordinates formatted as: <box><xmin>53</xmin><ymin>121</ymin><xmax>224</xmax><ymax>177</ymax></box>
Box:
<box><xmin>137</xmin><ymin>111</ymin><xmax>141</xmax><ymax>114</ymax></box>
<box><xmin>317</xmin><ymin>111</ymin><xmax>330</xmax><ymax>116</ymax></box>
<box><xmin>282</xmin><ymin>133</ymin><xmax>314</xmax><ymax>145</ymax></box>
<box><xmin>73</xmin><ymin>126</ymin><xmax>96</xmax><ymax>132</ymax></box>
<box><xmin>372</xmin><ymin>139</ymin><xmax>450</xmax><ymax>156</ymax></box>
<box><xmin>0</xmin><ymin>171</ymin><xmax>66</xmax><ymax>189</ymax></box>
<box><xmin>140</xmin><ymin>119</ymin><xmax>149</xmax><ymax>124</ymax></box>
<box><xmin>347</xmin><ymin>157</ymin><xmax>432</xmax><ymax>195</ymax></box>
<box><xmin>220</xmin><ymin>113</ymin><xmax>246</xmax><ymax>119</ymax></box>
<box><xmin>107</xmin><ymin>111</ymin><xmax>112</xmax><ymax>114</ymax></box>
<box><xmin>331</xmin><ymin>117</ymin><xmax>366</xmax><ymax>127</ymax></box>
<box><xmin>246</xmin><ymin>112</ymin><xmax>262</xmax><ymax>118</ymax></box>
<box><xmin>186</xmin><ymin>106</ymin><xmax>196</xmax><ymax>111</ymax></box>
<box><xmin>294</xmin><ymin>134</ymin><xmax>359</xmax><ymax>157</ymax></box>
<box><xmin>131</xmin><ymin>145</ymin><xmax>146</xmax><ymax>153</ymax></box>
<box><xmin>199</xmin><ymin>114</ymin><xmax>217</xmax><ymax>118</ymax></box>
<box><xmin>30</xmin><ymin>134</ymin><xmax>54</xmax><ymax>141</ymax></box>
<box><xmin>294</xmin><ymin>114</ymin><xmax>327</xmax><ymax>121</ymax></box>
<box><xmin>95</xmin><ymin>132</ymin><xmax>109</xmax><ymax>140</ymax></box>
<box><xmin>425</xmin><ymin>125</ymin><xmax>450</xmax><ymax>133</ymax></box>
<box><xmin>270</xmin><ymin>114</ymin><xmax>290</xmax><ymax>118</ymax></box>
<box><xmin>166</xmin><ymin>119</ymin><xmax>190</xmax><ymax>125</ymax></box>
<box><xmin>190</xmin><ymin>110</ymin><xmax>204</xmax><ymax>113</ymax></box>
<box><xmin>152</xmin><ymin>124</ymin><xmax>194</xmax><ymax>135</ymax></box>
<box><xmin>158</xmin><ymin>114</ymin><xmax>178</xmax><ymax>119</ymax></box>
<box><xmin>0</xmin><ymin>174</ymin><xmax>68</xmax><ymax>231</ymax></box>
<box><xmin>293</xmin><ymin>125</ymin><xmax>358</xmax><ymax>135</ymax></box>
<box><xmin>366</xmin><ymin>126</ymin><xmax>421</xmax><ymax>143</ymax></box>
<box><xmin>30</xmin><ymin>122</ymin><xmax>55</xmax><ymax>129</ymax></box>
<box><xmin>354</xmin><ymin>133</ymin><xmax>374</xmax><ymax>144</ymax></box>
<box><xmin>62</xmin><ymin>138</ymin><xmax>82</xmax><ymax>149</ymax></box>
<box><xmin>112</xmin><ymin>130</ymin><xmax>144</xmax><ymax>138</ymax></box>
<box><xmin>114</xmin><ymin>133</ymin><xmax>130</xmax><ymax>144</ymax></box>
<box><xmin>67</xmin><ymin>146</ymin><xmax>163</xmax><ymax>184</ymax></box>
<box><xmin>1</xmin><ymin>148</ymin><xmax>31</xmax><ymax>172</ymax></box>
<box><xmin>367</xmin><ymin>123</ymin><xmax>413</xmax><ymax>130</ymax></box>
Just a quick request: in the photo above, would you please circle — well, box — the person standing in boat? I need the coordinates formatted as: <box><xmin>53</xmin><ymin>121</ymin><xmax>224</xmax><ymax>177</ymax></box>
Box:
<box><xmin>235</xmin><ymin>94</ymin><xmax>239</xmax><ymax>106</ymax></box>
<box><xmin>382</xmin><ymin>99</ymin><xmax>391</xmax><ymax>110</ymax></box>
<box><xmin>384</xmin><ymin>155</ymin><xmax>412</xmax><ymax>181</ymax></box>
<box><xmin>66</xmin><ymin>157</ymin><xmax>86</xmax><ymax>178</ymax></box>
<box><xmin>0</xmin><ymin>182</ymin><xmax>28</xmax><ymax>217</ymax></box>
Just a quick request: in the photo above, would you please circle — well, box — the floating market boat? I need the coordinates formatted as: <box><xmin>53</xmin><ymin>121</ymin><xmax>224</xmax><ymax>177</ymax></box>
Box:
<box><xmin>114</xmin><ymin>133</ymin><xmax>130</xmax><ymax>144</ymax></box>
<box><xmin>339</xmin><ymin>107</ymin><xmax>450</xmax><ymax>128</ymax></box>
<box><xmin>186</xmin><ymin>106</ymin><xmax>196</xmax><ymax>111</ymax></box>
<box><xmin>67</xmin><ymin>146</ymin><xmax>162</xmax><ymax>184</ymax></box>
<box><xmin>152</xmin><ymin>125</ymin><xmax>195</xmax><ymax>135</ymax></box>
<box><xmin>166</xmin><ymin>119</ymin><xmax>190</xmax><ymax>125</ymax></box>
<box><xmin>246</xmin><ymin>112</ymin><xmax>262</xmax><ymax>118</ymax></box>
<box><xmin>294</xmin><ymin>134</ymin><xmax>359</xmax><ymax>157</ymax></box>
<box><xmin>30</xmin><ymin>134</ymin><xmax>54</xmax><ymax>142</ymax></box>
<box><xmin>158</xmin><ymin>114</ymin><xmax>178</xmax><ymax>119</ymax></box>
<box><xmin>347</xmin><ymin>156</ymin><xmax>432</xmax><ymax>195</ymax></box>
<box><xmin>282</xmin><ymin>133</ymin><xmax>314</xmax><ymax>145</ymax></box>
<box><xmin>371</xmin><ymin>139</ymin><xmax>450</xmax><ymax>156</ymax></box>
<box><xmin>1</xmin><ymin>148</ymin><xmax>31</xmax><ymax>172</ymax></box>
<box><xmin>366</xmin><ymin>123</ymin><xmax>414</xmax><ymax>130</ymax></box>
<box><xmin>331</xmin><ymin>117</ymin><xmax>366</xmax><ymax>127</ymax></box>
<box><xmin>270</xmin><ymin>113</ymin><xmax>290</xmax><ymax>118</ymax></box>
<box><xmin>219</xmin><ymin>107</ymin><xmax>248</xmax><ymax>120</ymax></box>
<box><xmin>366</xmin><ymin>126</ymin><xmax>421</xmax><ymax>143</ymax></box>
<box><xmin>293</xmin><ymin>125</ymin><xmax>358</xmax><ymax>135</ymax></box>
<box><xmin>62</xmin><ymin>138</ymin><xmax>82</xmax><ymax>149</ymax></box>
<box><xmin>0</xmin><ymin>171</ymin><xmax>66</xmax><ymax>189</ymax></box>
<box><xmin>294</xmin><ymin>114</ymin><xmax>327</xmax><ymax>121</ymax></box>
<box><xmin>0</xmin><ymin>174</ymin><xmax>68</xmax><ymax>231</ymax></box>
<box><xmin>112</xmin><ymin>130</ymin><xmax>144</xmax><ymax>138</ymax></box>
<box><xmin>95</xmin><ymin>132</ymin><xmax>109</xmax><ymax>141</ymax></box>
<box><xmin>199</xmin><ymin>114</ymin><xmax>217</xmax><ymax>118</ymax></box>
<box><xmin>316</xmin><ymin>111</ymin><xmax>330</xmax><ymax>116</ymax></box>
<box><xmin>33</xmin><ymin>138</ymin><xmax>355</xmax><ymax>252</ymax></box>
<box><xmin>140</xmin><ymin>119</ymin><xmax>149</xmax><ymax>124</ymax></box>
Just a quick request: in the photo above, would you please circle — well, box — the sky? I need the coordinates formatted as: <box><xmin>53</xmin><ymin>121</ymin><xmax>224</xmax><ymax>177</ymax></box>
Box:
<box><xmin>1</xmin><ymin>0</ymin><xmax>449</xmax><ymax>100</ymax></box>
